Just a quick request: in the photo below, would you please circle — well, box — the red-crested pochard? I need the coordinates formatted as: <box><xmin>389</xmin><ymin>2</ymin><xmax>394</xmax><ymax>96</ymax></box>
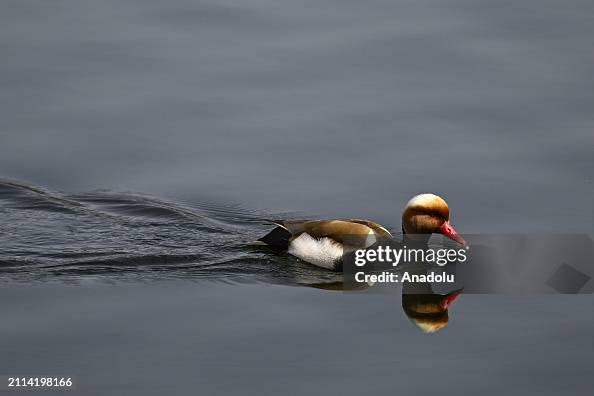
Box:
<box><xmin>259</xmin><ymin>193</ymin><xmax>466</xmax><ymax>270</ymax></box>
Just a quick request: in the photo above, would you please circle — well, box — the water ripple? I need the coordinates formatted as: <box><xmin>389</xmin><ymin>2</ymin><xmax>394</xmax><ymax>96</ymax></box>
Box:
<box><xmin>0</xmin><ymin>179</ymin><xmax>335</xmax><ymax>285</ymax></box>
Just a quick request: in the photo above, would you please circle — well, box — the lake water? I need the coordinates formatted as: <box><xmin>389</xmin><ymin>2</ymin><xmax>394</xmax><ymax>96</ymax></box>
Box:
<box><xmin>1</xmin><ymin>0</ymin><xmax>593</xmax><ymax>394</ymax></box>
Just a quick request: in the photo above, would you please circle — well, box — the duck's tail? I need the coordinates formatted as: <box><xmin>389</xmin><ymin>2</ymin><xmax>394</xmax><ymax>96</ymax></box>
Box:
<box><xmin>256</xmin><ymin>226</ymin><xmax>291</xmax><ymax>252</ymax></box>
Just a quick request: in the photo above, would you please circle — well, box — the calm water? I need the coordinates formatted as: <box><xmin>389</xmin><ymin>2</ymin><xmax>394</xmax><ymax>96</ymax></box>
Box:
<box><xmin>1</xmin><ymin>0</ymin><xmax>593</xmax><ymax>394</ymax></box>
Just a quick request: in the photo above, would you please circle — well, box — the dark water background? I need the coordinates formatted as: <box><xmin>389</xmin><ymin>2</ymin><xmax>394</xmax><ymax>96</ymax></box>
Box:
<box><xmin>1</xmin><ymin>0</ymin><xmax>593</xmax><ymax>394</ymax></box>
<box><xmin>0</xmin><ymin>179</ymin><xmax>347</xmax><ymax>285</ymax></box>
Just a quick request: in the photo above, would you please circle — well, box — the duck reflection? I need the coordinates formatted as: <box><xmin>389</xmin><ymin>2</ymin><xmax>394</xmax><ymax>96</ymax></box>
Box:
<box><xmin>402</xmin><ymin>285</ymin><xmax>462</xmax><ymax>333</ymax></box>
<box><xmin>300</xmin><ymin>266</ymin><xmax>463</xmax><ymax>334</ymax></box>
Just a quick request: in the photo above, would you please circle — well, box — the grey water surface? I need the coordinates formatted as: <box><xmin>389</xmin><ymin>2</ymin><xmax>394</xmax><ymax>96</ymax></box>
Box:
<box><xmin>1</xmin><ymin>0</ymin><xmax>593</xmax><ymax>394</ymax></box>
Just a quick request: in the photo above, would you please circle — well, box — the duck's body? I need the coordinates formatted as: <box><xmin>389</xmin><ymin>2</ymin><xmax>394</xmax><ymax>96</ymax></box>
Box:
<box><xmin>259</xmin><ymin>219</ymin><xmax>392</xmax><ymax>270</ymax></box>
<box><xmin>258</xmin><ymin>193</ymin><xmax>466</xmax><ymax>271</ymax></box>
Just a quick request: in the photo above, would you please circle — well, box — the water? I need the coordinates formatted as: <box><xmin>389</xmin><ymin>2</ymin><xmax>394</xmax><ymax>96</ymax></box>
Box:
<box><xmin>1</xmin><ymin>0</ymin><xmax>593</xmax><ymax>394</ymax></box>
<box><xmin>0</xmin><ymin>179</ymin><xmax>345</xmax><ymax>285</ymax></box>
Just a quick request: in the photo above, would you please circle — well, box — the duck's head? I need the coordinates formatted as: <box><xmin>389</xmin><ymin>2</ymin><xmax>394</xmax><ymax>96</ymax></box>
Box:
<box><xmin>402</xmin><ymin>193</ymin><xmax>466</xmax><ymax>246</ymax></box>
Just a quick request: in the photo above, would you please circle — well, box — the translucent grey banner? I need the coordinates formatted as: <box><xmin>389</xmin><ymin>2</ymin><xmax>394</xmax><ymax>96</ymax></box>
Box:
<box><xmin>341</xmin><ymin>234</ymin><xmax>594</xmax><ymax>294</ymax></box>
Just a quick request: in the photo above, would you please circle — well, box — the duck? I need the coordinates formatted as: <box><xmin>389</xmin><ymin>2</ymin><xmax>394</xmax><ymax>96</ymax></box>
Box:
<box><xmin>258</xmin><ymin>193</ymin><xmax>466</xmax><ymax>271</ymax></box>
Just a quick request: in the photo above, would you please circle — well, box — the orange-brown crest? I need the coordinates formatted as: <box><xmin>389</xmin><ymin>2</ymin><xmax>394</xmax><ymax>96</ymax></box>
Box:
<box><xmin>402</xmin><ymin>193</ymin><xmax>450</xmax><ymax>235</ymax></box>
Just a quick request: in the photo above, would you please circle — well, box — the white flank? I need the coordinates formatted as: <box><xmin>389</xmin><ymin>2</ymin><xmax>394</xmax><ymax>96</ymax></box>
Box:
<box><xmin>288</xmin><ymin>233</ymin><xmax>344</xmax><ymax>270</ymax></box>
